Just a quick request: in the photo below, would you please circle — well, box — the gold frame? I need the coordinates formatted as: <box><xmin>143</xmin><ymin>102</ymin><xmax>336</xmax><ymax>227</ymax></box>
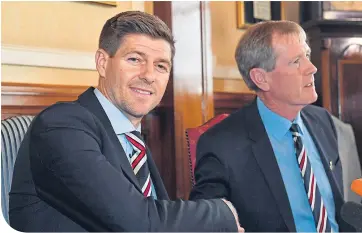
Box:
<box><xmin>93</xmin><ymin>1</ymin><xmax>117</xmax><ymax>6</ymax></box>
<box><xmin>236</xmin><ymin>2</ymin><xmax>251</xmax><ymax>29</ymax></box>
<box><xmin>236</xmin><ymin>1</ymin><xmax>286</xmax><ymax>29</ymax></box>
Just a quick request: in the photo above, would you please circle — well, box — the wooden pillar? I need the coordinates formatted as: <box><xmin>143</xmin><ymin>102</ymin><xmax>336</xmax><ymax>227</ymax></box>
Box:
<box><xmin>154</xmin><ymin>1</ymin><xmax>214</xmax><ymax>199</ymax></box>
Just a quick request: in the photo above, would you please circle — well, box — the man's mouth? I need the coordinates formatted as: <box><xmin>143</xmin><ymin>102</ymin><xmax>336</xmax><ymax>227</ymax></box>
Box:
<box><xmin>131</xmin><ymin>87</ymin><xmax>153</xmax><ymax>95</ymax></box>
<box><xmin>305</xmin><ymin>82</ymin><xmax>314</xmax><ymax>87</ymax></box>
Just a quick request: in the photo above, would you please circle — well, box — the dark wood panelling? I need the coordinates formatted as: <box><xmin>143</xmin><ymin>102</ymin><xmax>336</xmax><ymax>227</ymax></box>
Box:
<box><xmin>213</xmin><ymin>78</ymin><xmax>253</xmax><ymax>93</ymax></box>
<box><xmin>302</xmin><ymin>21</ymin><xmax>362</xmax><ymax>109</ymax></box>
<box><xmin>303</xmin><ymin>19</ymin><xmax>362</xmax><ymax>168</ymax></box>
<box><xmin>326</xmin><ymin>38</ymin><xmax>362</xmax><ymax>117</ymax></box>
<box><xmin>300</xmin><ymin>2</ymin><xmax>362</xmax><ymax>23</ymax></box>
<box><xmin>1</xmin><ymin>82</ymin><xmax>87</xmax><ymax>120</ymax></box>
<box><xmin>153</xmin><ymin>1</ymin><xmax>176</xmax><ymax>199</ymax></box>
<box><xmin>153</xmin><ymin>1</ymin><xmax>177</xmax><ymax>199</ymax></box>
<box><xmin>200</xmin><ymin>1</ymin><xmax>215</xmax><ymax>123</ymax></box>
<box><xmin>214</xmin><ymin>92</ymin><xmax>256</xmax><ymax>115</ymax></box>
<box><xmin>154</xmin><ymin>2</ymin><xmax>215</xmax><ymax>199</ymax></box>
<box><xmin>338</xmin><ymin>59</ymin><xmax>362</xmax><ymax>160</ymax></box>
<box><xmin>141</xmin><ymin>107</ymin><xmax>176</xmax><ymax>198</ymax></box>
<box><xmin>321</xmin><ymin>49</ymin><xmax>331</xmax><ymax>112</ymax></box>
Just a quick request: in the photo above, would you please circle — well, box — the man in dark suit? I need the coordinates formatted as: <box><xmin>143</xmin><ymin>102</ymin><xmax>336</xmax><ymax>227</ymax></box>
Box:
<box><xmin>190</xmin><ymin>20</ymin><xmax>354</xmax><ymax>232</ymax></box>
<box><xmin>9</xmin><ymin>11</ymin><xmax>243</xmax><ymax>232</ymax></box>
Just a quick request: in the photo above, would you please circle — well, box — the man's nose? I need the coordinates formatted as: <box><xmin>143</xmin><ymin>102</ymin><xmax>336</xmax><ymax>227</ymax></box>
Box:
<box><xmin>140</xmin><ymin>62</ymin><xmax>156</xmax><ymax>84</ymax></box>
<box><xmin>306</xmin><ymin>59</ymin><xmax>317</xmax><ymax>76</ymax></box>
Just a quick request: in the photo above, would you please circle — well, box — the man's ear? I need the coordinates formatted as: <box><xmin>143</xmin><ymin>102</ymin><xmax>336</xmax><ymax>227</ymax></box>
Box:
<box><xmin>95</xmin><ymin>49</ymin><xmax>109</xmax><ymax>78</ymax></box>
<box><xmin>249</xmin><ymin>68</ymin><xmax>270</xmax><ymax>91</ymax></box>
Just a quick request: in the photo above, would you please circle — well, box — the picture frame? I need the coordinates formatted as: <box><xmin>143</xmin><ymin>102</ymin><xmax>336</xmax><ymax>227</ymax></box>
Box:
<box><xmin>300</xmin><ymin>2</ymin><xmax>362</xmax><ymax>23</ymax></box>
<box><xmin>322</xmin><ymin>1</ymin><xmax>362</xmax><ymax>20</ymax></box>
<box><xmin>92</xmin><ymin>1</ymin><xmax>117</xmax><ymax>7</ymax></box>
<box><xmin>236</xmin><ymin>1</ymin><xmax>285</xmax><ymax>29</ymax></box>
<box><xmin>323</xmin><ymin>1</ymin><xmax>362</xmax><ymax>12</ymax></box>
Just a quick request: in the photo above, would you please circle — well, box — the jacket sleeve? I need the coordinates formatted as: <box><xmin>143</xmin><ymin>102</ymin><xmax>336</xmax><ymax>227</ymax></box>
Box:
<box><xmin>29</xmin><ymin>103</ymin><xmax>237</xmax><ymax>232</ymax></box>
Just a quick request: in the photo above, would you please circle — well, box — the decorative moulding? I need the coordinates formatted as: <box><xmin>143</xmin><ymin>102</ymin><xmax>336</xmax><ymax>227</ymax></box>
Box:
<box><xmin>213</xmin><ymin>65</ymin><xmax>242</xmax><ymax>79</ymax></box>
<box><xmin>1</xmin><ymin>44</ymin><xmax>96</xmax><ymax>71</ymax></box>
<box><xmin>1</xmin><ymin>44</ymin><xmax>242</xmax><ymax>79</ymax></box>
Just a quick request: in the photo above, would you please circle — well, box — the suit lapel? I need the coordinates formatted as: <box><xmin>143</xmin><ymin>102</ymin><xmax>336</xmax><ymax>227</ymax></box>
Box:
<box><xmin>77</xmin><ymin>87</ymin><xmax>142</xmax><ymax>193</ymax></box>
<box><xmin>245</xmin><ymin>100</ymin><xmax>296</xmax><ymax>232</ymax></box>
<box><xmin>301</xmin><ymin>112</ymin><xmax>339</xmax><ymax>169</ymax></box>
<box><xmin>301</xmin><ymin>110</ymin><xmax>344</xmax><ymax>212</ymax></box>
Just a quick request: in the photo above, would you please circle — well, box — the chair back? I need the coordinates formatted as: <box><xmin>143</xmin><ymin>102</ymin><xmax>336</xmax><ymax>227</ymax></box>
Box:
<box><xmin>331</xmin><ymin>116</ymin><xmax>362</xmax><ymax>203</ymax></box>
<box><xmin>185</xmin><ymin>114</ymin><xmax>229</xmax><ymax>186</ymax></box>
<box><xmin>1</xmin><ymin>115</ymin><xmax>34</xmax><ymax>223</ymax></box>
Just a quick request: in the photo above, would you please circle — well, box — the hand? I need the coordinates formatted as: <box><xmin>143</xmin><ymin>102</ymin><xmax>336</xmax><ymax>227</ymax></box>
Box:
<box><xmin>222</xmin><ymin>199</ymin><xmax>245</xmax><ymax>232</ymax></box>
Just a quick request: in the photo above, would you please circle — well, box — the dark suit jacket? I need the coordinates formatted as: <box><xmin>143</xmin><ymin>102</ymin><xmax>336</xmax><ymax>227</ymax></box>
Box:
<box><xmin>190</xmin><ymin>99</ymin><xmax>355</xmax><ymax>232</ymax></box>
<box><xmin>9</xmin><ymin>87</ymin><xmax>237</xmax><ymax>232</ymax></box>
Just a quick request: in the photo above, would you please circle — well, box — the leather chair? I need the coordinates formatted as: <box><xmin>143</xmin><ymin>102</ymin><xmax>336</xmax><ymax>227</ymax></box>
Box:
<box><xmin>185</xmin><ymin>114</ymin><xmax>229</xmax><ymax>186</ymax></box>
<box><xmin>1</xmin><ymin>115</ymin><xmax>34</xmax><ymax>223</ymax></box>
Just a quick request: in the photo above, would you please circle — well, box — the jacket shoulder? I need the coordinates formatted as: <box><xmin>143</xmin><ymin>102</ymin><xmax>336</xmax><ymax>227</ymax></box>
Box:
<box><xmin>31</xmin><ymin>101</ymin><xmax>97</xmax><ymax>134</ymax></box>
<box><xmin>302</xmin><ymin>105</ymin><xmax>333</xmax><ymax>122</ymax></box>
<box><xmin>302</xmin><ymin>105</ymin><xmax>337</xmax><ymax>137</ymax></box>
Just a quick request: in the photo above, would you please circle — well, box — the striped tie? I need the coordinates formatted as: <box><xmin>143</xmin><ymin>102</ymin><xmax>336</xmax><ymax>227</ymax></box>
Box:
<box><xmin>125</xmin><ymin>131</ymin><xmax>153</xmax><ymax>197</ymax></box>
<box><xmin>290</xmin><ymin>123</ymin><xmax>331</xmax><ymax>233</ymax></box>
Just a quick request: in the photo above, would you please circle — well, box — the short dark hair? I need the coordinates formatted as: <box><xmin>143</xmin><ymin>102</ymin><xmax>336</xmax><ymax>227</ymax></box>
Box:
<box><xmin>99</xmin><ymin>11</ymin><xmax>175</xmax><ymax>60</ymax></box>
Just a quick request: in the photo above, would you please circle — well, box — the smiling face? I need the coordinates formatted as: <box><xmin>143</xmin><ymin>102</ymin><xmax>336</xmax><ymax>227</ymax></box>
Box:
<box><xmin>264</xmin><ymin>33</ymin><xmax>318</xmax><ymax>111</ymax></box>
<box><xmin>96</xmin><ymin>34</ymin><xmax>172</xmax><ymax>126</ymax></box>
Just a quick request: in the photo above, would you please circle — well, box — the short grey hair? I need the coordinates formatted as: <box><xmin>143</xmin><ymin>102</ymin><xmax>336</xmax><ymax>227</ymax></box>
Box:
<box><xmin>234</xmin><ymin>20</ymin><xmax>307</xmax><ymax>91</ymax></box>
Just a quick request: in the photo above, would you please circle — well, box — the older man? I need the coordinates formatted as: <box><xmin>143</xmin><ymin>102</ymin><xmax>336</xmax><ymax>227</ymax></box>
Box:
<box><xmin>190</xmin><ymin>20</ymin><xmax>354</xmax><ymax>232</ymax></box>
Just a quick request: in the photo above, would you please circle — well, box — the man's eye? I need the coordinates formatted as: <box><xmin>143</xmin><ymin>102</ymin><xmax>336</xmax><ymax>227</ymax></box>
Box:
<box><xmin>156</xmin><ymin>64</ymin><xmax>169</xmax><ymax>73</ymax></box>
<box><xmin>127</xmin><ymin>57</ymin><xmax>141</xmax><ymax>63</ymax></box>
<box><xmin>306</xmin><ymin>54</ymin><xmax>311</xmax><ymax>60</ymax></box>
<box><xmin>293</xmin><ymin>59</ymin><xmax>300</xmax><ymax>64</ymax></box>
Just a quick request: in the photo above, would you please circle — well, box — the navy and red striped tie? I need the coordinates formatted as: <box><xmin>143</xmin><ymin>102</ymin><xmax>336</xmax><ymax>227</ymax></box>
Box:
<box><xmin>290</xmin><ymin>123</ymin><xmax>331</xmax><ymax>233</ymax></box>
<box><xmin>125</xmin><ymin>131</ymin><xmax>153</xmax><ymax>197</ymax></box>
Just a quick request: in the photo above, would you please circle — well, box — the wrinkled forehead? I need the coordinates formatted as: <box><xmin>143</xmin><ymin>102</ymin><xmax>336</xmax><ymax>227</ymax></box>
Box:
<box><xmin>272</xmin><ymin>31</ymin><xmax>307</xmax><ymax>45</ymax></box>
<box><xmin>272</xmin><ymin>32</ymin><xmax>310</xmax><ymax>55</ymax></box>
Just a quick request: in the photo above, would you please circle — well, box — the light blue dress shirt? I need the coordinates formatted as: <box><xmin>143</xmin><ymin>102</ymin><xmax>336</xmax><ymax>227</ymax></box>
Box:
<box><xmin>94</xmin><ymin>88</ymin><xmax>157</xmax><ymax>199</ymax></box>
<box><xmin>257</xmin><ymin>97</ymin><xmax>338</xmax><ymax>232</ymax></box>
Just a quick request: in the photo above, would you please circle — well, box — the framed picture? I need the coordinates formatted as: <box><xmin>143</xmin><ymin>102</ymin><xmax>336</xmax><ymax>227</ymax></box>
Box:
<box><xmin>300</xmin><ymin>2</ymin><xmax>362</xmax><ymax>23</ymax></box>
<box><xmin>323</xmin><ymin>1</ymin><xmax>362</xmax><ymax>11</ymax></box>
<box><xmin>323</xmin><ymin>1</ymin><xmax>362</xmax><ymax>20</ymax></box>
<box><xmin>237</xmin><ymin>1</ymin><xmax>285</xmax><ymax>29</ymax></box>
<box><xmin>93</xmin><ymin>1</ymin><xmax>117</xmax><ymax>7</ymax></box>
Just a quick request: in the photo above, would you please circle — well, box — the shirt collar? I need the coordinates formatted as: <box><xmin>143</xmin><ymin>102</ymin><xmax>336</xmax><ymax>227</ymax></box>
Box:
<box><xmin>94</xmin><ymin>88</ymin><xmax>141</xmax><ymax>135</ymax></box>
<box><xmin>293</xmin><ymin>111</ymin><xmax>304</xmax><ymax>135</ymax></box>
<box><xmin>257</xmin><ymin>97</ymin><xmax>303</xmax><ymax>140</ymax></box>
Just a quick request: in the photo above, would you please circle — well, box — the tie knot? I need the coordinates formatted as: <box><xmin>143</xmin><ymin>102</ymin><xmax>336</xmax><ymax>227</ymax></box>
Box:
<box><xmin>125</xmin><ymin>131</ymin><xmax>145</xmax><ymax>150</ymax></box>
<box><xmin>290</xmin><ymin>123</ymin><xmax>301</xmax><ymax>135</ymax></box>
<box><xmin>130</xmin><ymin>130</ymin><xmax>144</xmax><ymax>140</ymax></box>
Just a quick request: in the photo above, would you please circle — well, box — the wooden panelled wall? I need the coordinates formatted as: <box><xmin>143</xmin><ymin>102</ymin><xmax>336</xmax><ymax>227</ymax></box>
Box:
<box><xmin>153</xmin><ymin>2</ymin><xmax>215</xmax><ymax>199</ymax></box>
<box><xmin>1</xmin><ymin>83</ymin><xmax>88</xmax><ymax>120</ymax></box>
<box><xmin>214</xmin><ymin>92</ymin><xmax>255</xmax><ymax>115</ymax></box>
